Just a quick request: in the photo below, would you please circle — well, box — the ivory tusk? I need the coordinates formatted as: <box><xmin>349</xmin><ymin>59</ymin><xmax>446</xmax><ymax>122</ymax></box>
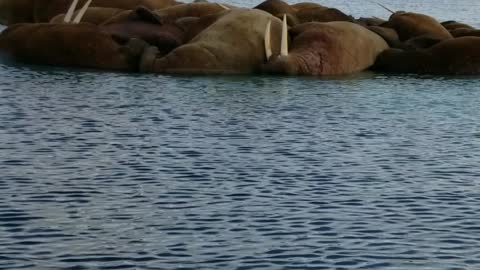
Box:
<box><xmin>264</xmin><ymin>20</ymin><xmax>272</xmax><ymax>60</ymax></box>
<box><xmin>64</xmin><ymin>0</ymin><xmax>79</xmax><ymax>23</ymax></box>
<box><xmin>73</xmin><ymin>0</ymin><xmax>92</xmax><ymax>23</ymax></box>
<box><xmin>376</xmin><ymin>2</ymin><xmax>395</xmax><ymax>14</ymax></box>
<box><xmin>280</xmin><ymin>14</ymin><xmax>288</xmax><ymax>57</ymax></box>
<box><xmin>217</xmin><ymin>3</ymin><xmax>230</xmax><ymax>10</ymax></box>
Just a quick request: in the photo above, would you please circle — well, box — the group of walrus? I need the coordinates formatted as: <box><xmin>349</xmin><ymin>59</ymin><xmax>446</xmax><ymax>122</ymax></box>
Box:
<box><xmin>0</xmin><ymin>0</ymin><xmax>480</xmax><ymax>76</ymax></box>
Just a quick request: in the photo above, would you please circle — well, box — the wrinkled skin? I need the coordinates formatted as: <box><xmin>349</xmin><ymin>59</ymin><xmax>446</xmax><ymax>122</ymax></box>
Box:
<box><xmin>263</xmin><ymin>21</ymin><xmax>389</xmax><ymax>76</ymax></box>
<box><xmin>373</xmin><ymin>37</ymin><xmax>480</xmax><ymax>75</ymax></box>
<box><xmin>382</xmin><ymin>12</ymin><xmax>452</xmax><ymax>41</ymax></box>
<box><xmin>50</xmin><ymin>7</ymin><xmax>126</xmax><ymax>25</ymax></box>
<box><xmin>140</xmin><ymin>9</ymin><xmax>283</xmax><ymax>74</ymax></box>
<box><xmin>0</xmin><ymin>0</ymin><xmax>181</xmax><ymax>25</ymax></box>
<box><xmin>0</xmin><ymin>23</ymin><xmax>147</xmax><ymax>71</ymax></box>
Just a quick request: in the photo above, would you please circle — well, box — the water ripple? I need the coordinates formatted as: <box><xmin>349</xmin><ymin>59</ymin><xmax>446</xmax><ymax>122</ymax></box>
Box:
<box><xmin>2</xmin><ymin>3</ymin><xmax>480</xmax><ymax>268</ymax></box>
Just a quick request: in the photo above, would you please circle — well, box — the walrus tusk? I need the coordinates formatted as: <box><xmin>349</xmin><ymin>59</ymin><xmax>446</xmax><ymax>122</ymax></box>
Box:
<box><xmin>64</xmin><ymin>0</ymin><xmax>79</xmax><ymax>23</ymax></box>
<box><xmin>376</xmin><ymin>2</ymin><xmax>395</xmax><ymax>14</ymax></box>
<box><xmin>264</xmin><ymin>20</ymin><xmax>272</xmax><ymax>59</ymax></box>
<box><xmin>73</xmin><ymin>0</ymin><xmax>92</xmax><ymax>23</ymax></box>
<box><xmin>280</xmin><ymin>14</ymin><xmax>288</xmax><ymax>57</ymax></box>
<box><xmin>217</xmin><ymin>3</ymin><xmax>230</xmax><ymax>10</ymax></box>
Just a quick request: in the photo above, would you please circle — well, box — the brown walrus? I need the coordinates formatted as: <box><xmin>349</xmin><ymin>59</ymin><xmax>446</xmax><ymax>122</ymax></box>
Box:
<box><xmin>263</xmin><ymin>19</ymin><xmax>389</xmax><ymax>76</ymax></box>
<box><xmin>0</xmin><ymin>0</ymin><xmax>181</xmax><ymax>25</ymax></box>
<box><xmin>0</xmin><ymin>23</ymin><xmax>147</xmax><ymax>71</ymax></box>
<box><xmin>382</xmin><ymin>11</ymin><xmax>452</xmax><ymax>41</ymax></box>
<box><xmin>373</xmin><ymin>36</ymin><xmax>480</xmax><ymax>75</ymax></box>
<box><xmin>140</xmin><ymin>9</ymin><xmax>283</xmax><ymax>74</ymax></box>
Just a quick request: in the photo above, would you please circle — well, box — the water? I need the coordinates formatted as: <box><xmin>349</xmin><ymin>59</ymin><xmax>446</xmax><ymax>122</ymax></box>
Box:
<box><xmin>2</xmin><ymin>1</ymin><xmax>480</xmax><ymax>270</ymax></box>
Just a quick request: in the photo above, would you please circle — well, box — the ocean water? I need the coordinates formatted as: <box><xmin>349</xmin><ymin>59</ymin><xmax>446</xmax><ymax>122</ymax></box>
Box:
<box><xmin>1</xmin><ymin>1</ymin><xmax>480</xmax><ymax>270</ymax></box>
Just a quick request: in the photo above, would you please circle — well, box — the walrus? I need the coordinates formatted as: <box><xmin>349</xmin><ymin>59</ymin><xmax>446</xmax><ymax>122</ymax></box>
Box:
<box><xmin>151</xmin><ymin>2</ymin><xmax>232</xmax><ymax>22</ymax></box>
<box><xmin>0</xmin><ymin>1</ymin><xmax>148</xmax><ymax>71</ymax></box>
<box><xmin>295</xmin><ymin>7</ymin><xmax>354</xmax><ymax>24</ymax></box>
<box><xmin>0</xmin><ymin>0</ymin><xmax>181</xmax><ymax>25</ymax></box>
<box><xmin>254</xmin><ymin>0</ymin><xmax>296</xmax><ymax>18</ymax></box>
<box><xmin>367</xmin><ymin>25</ymin><xmax>400</xmax><ymax>48</ymax></box>
<box><xmin>382</xmin><ymin>11</ymin><xmax>452</xmax><ymax>41</ymax></box>
<box><xmin>450</xmin><ymin>28</ymin><xmax>480</xmax><ymax>38</ymax></box>
<box><xmin>372</xmin><ymin>36</ymin><xmax>480</xmax><ymax>75</ymax></box>
<box><xmin>262</xmin><ymin>18</ymin><xmax>389</xmax><ymax>76</ymax></box>
<box><xmin>140</xmin><ymin>9</ymin><xmax>283</xmax><ymax>74</ymax></box>
<box><xmin>102</xmin><ymin>2</ymin><xmax>230</xmax><ymax>26</ymax></box>
<box><xmin>441</xmin><ymin>20</ymin><xmax>475</xmax><ymax>31</ymax></box>
<box><xmin>290</xmin><ymin>2</ymin><xmax>327</xmax><ymax>11</ymax></box>
<box><xmin>253</xmin><ymin>0</ymin><xmax>299</xmax><ymax>26</ymax></box>
<box><xmin>100</xmin><ymin>6</ymin><xmax>226</xmax><ymax>55</ymax></box>
<box><xmin>50</xmin><ymin>7</ymin><xmax>125</xmax><ymax>25</ymax></box>
<box><xmin>0</xmin><ymin>23</ymin><xmax>147</xmax><ymax>70</ymax></box>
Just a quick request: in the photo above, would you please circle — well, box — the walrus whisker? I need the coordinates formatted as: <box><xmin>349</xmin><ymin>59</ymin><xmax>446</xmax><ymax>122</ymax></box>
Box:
<box><xmin>64</xmin><ymin>0</ymin><xmax>79</xmax><ymax>23</ymax></box>
<box><xmin>281</xmin><ymin>14</ymin><xmax>288</xmax><ymax>56</ymax></box>
<box><xmin>73</xmin><ymin>0</ymin><xmax>92</xmax><ymax>23</ymax></box>
<box><xmin>217</xmin><ymin>3</ymin><xmax>230</xmax><ymax>10</ymax></box>
<box><xmin>264</xmin><ymin>20</ymin><xmax>272</xmax><ymax>59</ymax></box>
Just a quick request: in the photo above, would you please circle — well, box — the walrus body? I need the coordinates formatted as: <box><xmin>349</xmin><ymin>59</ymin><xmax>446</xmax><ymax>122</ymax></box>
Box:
<box><xmin>140</xmin><ymin>9</ymin><xmax>283</xmax><ymax>74</ymax></box>
<box><xmin>373</xmin><ymin>37</ymin><xmax>480</xmax><ymax>75</ymax></box>
<box><xmin>254</xmin><ymin>0</ymin><xmax>351</xmax><ymax>26</ymax></box>
<box><xmin>384</xmin><ymin>12</ymin><xmax>452</xmax><ymax>41</ymax></box>
<box><xmin>50</xmin><ymin>7</ymin><xmax>126</xmax><ymax>25</ymax></box>
<box><xmin>0</xmin><ymin>0</ymin><xmax>180</xmax><ymax>25</ymax></box>
<box><xmin>263</xmin><ymin>21</ymin><xmax>389</xmax><ymax>76</ymax></box>
<box><xmin>0</xmin><ymin>23</ymin><xmax>147</xmax><ymax>71</ymax></box>
<box><xmin>151</xmin><ymin>2</ymin><xmax>231</xmax><ymax>21</ymax></box>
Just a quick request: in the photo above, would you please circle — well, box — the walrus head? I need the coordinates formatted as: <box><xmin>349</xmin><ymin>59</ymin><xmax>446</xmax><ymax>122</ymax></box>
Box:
<box><xmin>262</xmin><ymin>14</ymin><xmax>301</xmax><ymax>75</ymax></box>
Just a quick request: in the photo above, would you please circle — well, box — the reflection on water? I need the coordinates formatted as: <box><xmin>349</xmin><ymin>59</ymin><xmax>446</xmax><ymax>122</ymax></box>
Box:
<box><xmin>2</xmin><ymin>0</ymin><xmax>480</xmax><ymax>269</ymax></box>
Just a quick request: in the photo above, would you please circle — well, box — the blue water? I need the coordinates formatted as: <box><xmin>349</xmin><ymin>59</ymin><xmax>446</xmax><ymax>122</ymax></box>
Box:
<box><xmin>2</xmin><ymin>1</ymin><xmax>480</xmax><ymax>269</ymax></box>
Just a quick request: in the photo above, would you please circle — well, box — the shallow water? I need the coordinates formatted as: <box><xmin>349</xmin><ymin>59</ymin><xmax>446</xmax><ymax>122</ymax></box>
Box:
<box><xmin>2</xmin><ymin>1</ymin><xmax>480</xmax><ymax>270</ymax></box>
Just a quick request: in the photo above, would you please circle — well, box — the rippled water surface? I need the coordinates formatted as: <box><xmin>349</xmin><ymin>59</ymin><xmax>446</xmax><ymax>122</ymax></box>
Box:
<box><xmin>2</xmin><ymin>1</ymin><xmax>480</xmax><ymax>269</ymax></box>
